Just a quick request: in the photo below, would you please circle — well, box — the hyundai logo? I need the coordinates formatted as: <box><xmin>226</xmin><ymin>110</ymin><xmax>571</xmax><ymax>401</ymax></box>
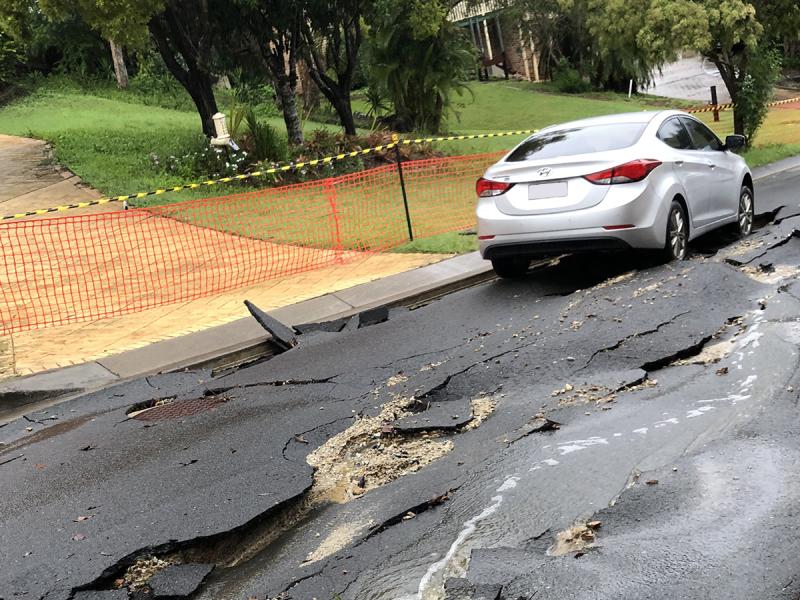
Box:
<box><xmin>538</xmin><ymin>167</ymin><xmax>551</xmax><ymax>177</ymax></box>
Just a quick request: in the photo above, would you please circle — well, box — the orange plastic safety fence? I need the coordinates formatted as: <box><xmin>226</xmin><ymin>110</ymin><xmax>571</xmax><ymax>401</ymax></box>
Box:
<box><xmin>0</xmin><ymin>151</ymin><xmax>503</xmax><ymax>335</ymax></box>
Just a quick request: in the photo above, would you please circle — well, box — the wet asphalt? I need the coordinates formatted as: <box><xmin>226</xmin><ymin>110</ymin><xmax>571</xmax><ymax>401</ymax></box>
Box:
<box><xmin>2</xmin><ymin>168</ymin><xmax>800</xmax><ymax>600</ymax></box>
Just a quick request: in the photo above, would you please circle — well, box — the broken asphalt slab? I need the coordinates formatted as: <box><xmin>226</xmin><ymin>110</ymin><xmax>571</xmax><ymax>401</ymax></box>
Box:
<box><xmin>393</xmin><ymin>397</ymin><xmax>474</xmax><ymax>432</ymax></box>
<box><xmin>444</xmin><ymin>577</ymin><xmax>502</xmax><ymax>600</ymax></box>
<box><xmin>244</xmin><ymin>300</ymin><xmax>297</xmax><ymax>351</ymax></box>
<box><xmin>147</xmin><ymin>563</ymin><xmax>214</xmax><ymax>599</ymax></box>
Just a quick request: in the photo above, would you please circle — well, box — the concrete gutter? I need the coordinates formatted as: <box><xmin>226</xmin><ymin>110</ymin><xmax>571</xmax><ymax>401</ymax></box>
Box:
<box><xmin>0</xmin><ymin>252</ymin><xmax>494</xmax><ymax>418</ymax></box>
<box><xmin>1</xmin><ymin>156</ymin><xmax>797</xmax><ymax>417</ymax></box>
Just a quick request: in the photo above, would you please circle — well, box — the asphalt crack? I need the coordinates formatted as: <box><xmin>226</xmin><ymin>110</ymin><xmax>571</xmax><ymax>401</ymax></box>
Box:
<box><xmin>207</xmin><ymin>375</ymin><xmax>342</xmax><ymax>396</ymax></box>
<box><xmin>579</xmin><ymin>311</ymin><xmax>691</xmax><ymax>371</ymax></box>
<box><xmin>725</xmin><ymin>229</ymin><xmax>800</xmax><ymax>266</ymax></box>
<box><xmin>281</xmin><ymin>415</ymin><xmax>355</xmax><ymax>461</ymax></box>
<box><xmin>640</xmin><ymin>335</ymin><xmax>714</xmax><ymax>372</ymax></box>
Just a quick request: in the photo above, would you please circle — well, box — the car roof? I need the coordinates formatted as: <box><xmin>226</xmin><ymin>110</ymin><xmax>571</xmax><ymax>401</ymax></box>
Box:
<box><xmin>537</xmin><ymin>110</ymin><xmax>683</xmax><ymax>133</ymax></box>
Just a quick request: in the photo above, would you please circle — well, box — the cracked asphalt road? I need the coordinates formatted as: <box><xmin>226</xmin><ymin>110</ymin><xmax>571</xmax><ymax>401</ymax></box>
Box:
<box><xmin>3</xmin><ymin>168</ymin><xmax>800</xmax><ymax>600</ymax></box>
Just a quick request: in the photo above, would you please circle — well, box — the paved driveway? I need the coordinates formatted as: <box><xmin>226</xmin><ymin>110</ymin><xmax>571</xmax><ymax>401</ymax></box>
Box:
<box><xmin>644</xmin><ymin>54</ymin><xmax>731</xmax><ymax>103</ymax></box>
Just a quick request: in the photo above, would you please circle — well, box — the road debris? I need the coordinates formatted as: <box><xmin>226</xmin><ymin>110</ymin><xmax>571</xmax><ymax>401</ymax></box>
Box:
<box><xmin>307</xmin><ymin>395</ymin><xmax>453</xmax><ymax>503</ymax></box>
<box><xmin>120</xmin><ymin>555</ymin><xmax>176</xmax><ymax>590</ymax></box>
<box><xmin>549</xmin><ymin>522</ymin><xmax>599</xmax><ymax>556</ymax></box>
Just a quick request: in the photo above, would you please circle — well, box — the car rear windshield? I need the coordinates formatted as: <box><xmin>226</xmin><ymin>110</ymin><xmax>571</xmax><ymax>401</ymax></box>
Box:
<box><xmin>506</xmin><ymin>123</ymin><xmax>647</xmax><ymax>162</ymax></box>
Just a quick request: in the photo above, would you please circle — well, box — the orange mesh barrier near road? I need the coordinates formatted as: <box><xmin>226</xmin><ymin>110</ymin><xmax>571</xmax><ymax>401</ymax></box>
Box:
<box><xmin>0</xmin><ymin>151</ymin><xmax>503</xmax><ymax>335</ymax></box>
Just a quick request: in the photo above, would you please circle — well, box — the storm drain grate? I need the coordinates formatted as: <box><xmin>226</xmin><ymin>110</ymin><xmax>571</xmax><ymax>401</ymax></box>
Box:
<box><xmin>133</xmin><ymin>396</ymin><xmax>228</xmax><ymax>422</ymax></box>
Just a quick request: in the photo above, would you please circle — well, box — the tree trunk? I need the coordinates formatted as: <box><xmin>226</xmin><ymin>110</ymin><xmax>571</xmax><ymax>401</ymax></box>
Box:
<box><xmin>331</xmin><ymin>91</ymin><xmax>356</xmax><ymax>136</ymax></box>
<box><xmin>310</xmin><ymin>74</ymin><xmax>357</xmax><ymax>135</ymax></box>
<box><xmin>733</xmin><ymin>109</ymin><xmax>745</xmax><ymax>137</ymax></box>
<box><xmin>148</xmin><ymin>9</ymin><xmax>219</xmax><ymax>138</ymax></box>
<box><xmin>186</xmin><ymin>74</ymin><xmax>219</xmax><ymax>138</ymax></box>
<box><xmin>109</xmin><ymin>40</ymin><xmax>129</xmax><ymax>89</ymax></box>
<box><xmin>276</xmin><ymin>77</ymin><xmax>304</xmax><ymax>145</ymax></box>
<box><xmin>712</xmin><ymin>58</ymin><xmax>744</xmax><ymax>136</ymax></box>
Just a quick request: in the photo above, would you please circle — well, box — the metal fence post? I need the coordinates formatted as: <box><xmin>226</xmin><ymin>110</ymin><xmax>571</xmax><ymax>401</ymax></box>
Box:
<box><xmin>393</xmin><ymin>139</ymin><xmax>414</xmax><ymax>242</ymax></box>
<box><xmin>711</xmin><ymin>86</ymin><xmax>720</xmax><ymax>122</ymax></box>
<box><xmin>325</xmin><ymin>179</ymin><xmax>344</xmax><ymax>263</ymax></box>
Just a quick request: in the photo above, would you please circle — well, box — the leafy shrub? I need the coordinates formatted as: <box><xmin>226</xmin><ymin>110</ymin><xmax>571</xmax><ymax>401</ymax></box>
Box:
<box><xmin>244</xmin><ymin>108</ymin><xmax>288</xmax><ymax>163</ymax></box>
<box><xmin>127</xmin><ymin>70</ymin><xmax>195</xmax><ymax>112</ymax></box>
<box><xmin>736</xmin><ymin>45</ymin><xmax>782</xmax><ymax>145</ymax></box>
<box><xmin>232</xmin><ymin>80</ymin><xmax>279</xmax><ymax>119</ymax></box>
<box><xmin>151</xmin><ymin>143</ymin><xmax>250</xmax><ymax>181</ymax></box>
<box><xmin>552</xmin><ymin>59</ymin><xmax>591</xmax><ymax>94</ymax></box>
<box><xmin>0</xmin><ymin>33</ymin><xmax>21</xmax><ymax>88</ymax></box>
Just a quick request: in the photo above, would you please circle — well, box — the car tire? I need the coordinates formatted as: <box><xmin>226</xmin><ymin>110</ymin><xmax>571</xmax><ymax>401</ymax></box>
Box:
<box><xmin>491</xmin><ymin>256</ymin><xmax>530</xmax><ymax>279</ymax></box>
<box><xmin>663</xmin><ymin>201</ymin><xmax>689</xmax><ymax>261</ymax></box>
<box><xmin>737</xmin><ymin>185</ymin><xmax>754</xmax><ymax>237</ymax></box>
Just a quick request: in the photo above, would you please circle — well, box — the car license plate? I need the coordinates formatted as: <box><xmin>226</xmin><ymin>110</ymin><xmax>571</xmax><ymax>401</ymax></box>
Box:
<box><xmin>528</xmin><ymin>181</ymin><xmax>568</xmax><ymax>200</ymax></box>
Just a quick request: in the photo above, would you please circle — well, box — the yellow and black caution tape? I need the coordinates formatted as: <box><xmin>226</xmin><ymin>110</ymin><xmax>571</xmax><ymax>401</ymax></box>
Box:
<box><xmin>686</xmin><ymin>102</ymin><xmax>735</xmax><ymax>114</ymax></box>
<box><xmin>686</xmin><ymin>95</ymin><xmax>800</xmax><ymax>115</ymax></box>
<box><xmin>0</xmin><ymin>129</ymin><xmax>537</xmax><ymax>221</ymax></box>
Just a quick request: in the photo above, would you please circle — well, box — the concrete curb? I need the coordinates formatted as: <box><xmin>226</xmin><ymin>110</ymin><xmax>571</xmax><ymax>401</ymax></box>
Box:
<box><xmin>752</xmin><ymin>155</ymin><xmax>800</xmax><ymax>181</ymax></box>
<box><xmin>1</xmin><ymin>154</ymin><xmax>797</xmax><ymax>413</ymax></box>
<box><xmin>0</xmin><ymin>252</ymin><xmax>493</xmax><ymax>412</ymax></box>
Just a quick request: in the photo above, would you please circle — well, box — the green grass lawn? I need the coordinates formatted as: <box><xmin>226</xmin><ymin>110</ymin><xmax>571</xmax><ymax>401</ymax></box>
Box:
<box><xmin>1</xmin><ymin>78</ymin><xmax>798</xmax><ymax>257</ymax></box>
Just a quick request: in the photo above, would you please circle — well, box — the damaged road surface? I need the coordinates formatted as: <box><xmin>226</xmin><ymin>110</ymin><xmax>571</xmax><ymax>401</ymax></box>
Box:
<box><xmin>5</xmin><ymin>172</ymin><xmax>800</xmax><ymax>600</ymax></box>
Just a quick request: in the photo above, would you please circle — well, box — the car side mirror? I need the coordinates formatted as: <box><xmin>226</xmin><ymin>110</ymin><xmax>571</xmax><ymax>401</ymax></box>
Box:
<box><xmin>724</xmin><ymin>134</ymin><xmax>746</xmax><ymax>152</ymax></box>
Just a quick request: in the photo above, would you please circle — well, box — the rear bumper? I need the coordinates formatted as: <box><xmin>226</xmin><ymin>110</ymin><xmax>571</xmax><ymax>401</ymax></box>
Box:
<box><xmin>483</xmin><ymin>237</ymin><xmax>632</xmax><ymax>259</ymax></box>
<box><xmin>476</xmin><ymin>182</ymin><xmax>672</xmax><ymax>259</ymax></box>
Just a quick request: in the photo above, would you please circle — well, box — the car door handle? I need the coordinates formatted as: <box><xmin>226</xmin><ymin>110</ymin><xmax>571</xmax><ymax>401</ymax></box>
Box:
<box><xmin>675</xmin><ymin>160</ymin><xmax>684</xmax><ymax>167</ymax></box>
<box><xmin>706</xmin><ymin>161</ymin><xmax>716</xmax><ymax>169</ymax></box>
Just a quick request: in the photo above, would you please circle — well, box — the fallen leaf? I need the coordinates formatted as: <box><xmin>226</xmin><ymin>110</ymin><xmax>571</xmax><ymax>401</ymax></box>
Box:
<box><xmin>79</xmin><ymin>444</ymin><xmax>96</xmax><ymax>451</ymax></box>
<box><xmin>293</xmin><ymin>434</ymin><xmax>309</xmax><ymax>444</ymax></box>
<box><xmin>646</xmin><ymin>479</ymin><xmax>659</xmax><ymax>486</ymax></box>
<box><xmin>73</xmin><ymin>515</ymin><xmax>93</xmax><ymax>522</ymax></box>
<box><xmin>716</xmin><ymin>367</ymin><xmax>729</xmax><ymax>376</ymax></box>
<box><xmin>25</xmin><ymin>427</ymin><xmax>33</xmax><ymax>432</ymax></box>
<box><xmin>586</xmin><ymin>520</ymin><xmax>602</xmax><ymax>530</ymax></box>
<box><xmin>402</xmin><ymin>511</ymin><xmax>416</xmax><ymax>521</ymax></box>
<box><xmin>34</xmin><ymin>463</ymin><xmax>47</xmax><ymax>470</ymax></box>
<box><xmin>565</xmin><ymin>383</ymin><xmax>574</xmax><ymax>392</ymax></box>
<box><xmin>72</xmin><ymin>534</ymin><xmax>86</xmax><ymax>541</ymax></box>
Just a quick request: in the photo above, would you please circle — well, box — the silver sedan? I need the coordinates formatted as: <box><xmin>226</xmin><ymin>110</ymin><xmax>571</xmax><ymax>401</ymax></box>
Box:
<box><xmin>476</xmin><ymin>110</ymin><xmax>754</xmax><ymax>278</ymax></box>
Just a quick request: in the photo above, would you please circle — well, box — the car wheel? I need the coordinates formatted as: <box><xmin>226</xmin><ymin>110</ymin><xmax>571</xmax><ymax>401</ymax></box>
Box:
<box><xmin>663</xmin><ymin>201</ymin><xmax>689</xmax><ymax>261</ymax></box>
<box><xmin>491</xmin><ymin>256</ymin><xmax>530</xmax><ymax>279</ymax></box>
<box><xmin>737</xmin><ymin>185</ymin><xmax>754</xmax><ymax>237</ymax></box>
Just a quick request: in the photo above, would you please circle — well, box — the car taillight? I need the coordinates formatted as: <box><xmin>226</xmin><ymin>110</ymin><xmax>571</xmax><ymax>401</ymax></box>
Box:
<box><xmin>584</xmin><ymin>159</ymin><xmax>662</xmax><ymax>185</ymax></box>
<box><xmin>477</xmin><ymin>177</ymin><xmax>514</xmax><ymax>197</ymax></box>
